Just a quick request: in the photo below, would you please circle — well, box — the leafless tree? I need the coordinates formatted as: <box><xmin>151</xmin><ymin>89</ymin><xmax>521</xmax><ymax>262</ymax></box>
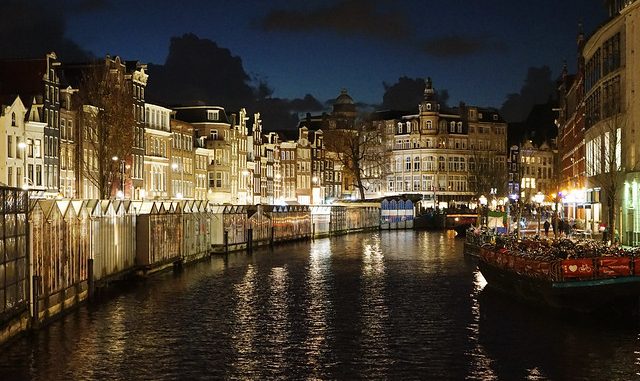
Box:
<box><xmin>585</xmin><ymin>113</ymin><xmax>633</xmax><ymax>238</ymax></box>
<box><xmin>468</xmin><ymin>150</ymin><xmax>508</xmax><ymax>198</ymax></box>
<box><xmin>76</xmin><ymin>59</ymin><xmax>135</xmax><ymax>199</ymax></box>
<box><xmin>324</xmin><ymin>120</ymin><xmax>389</xmax><ymax>200</ymax></box>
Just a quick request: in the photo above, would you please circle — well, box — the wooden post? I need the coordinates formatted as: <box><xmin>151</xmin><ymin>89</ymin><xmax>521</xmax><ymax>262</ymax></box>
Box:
<box><xmin>87</xmin><ymin>258</ymin><xmax>94</xmax><ymax>300</ymax></box>
<box><xmin>31</xmin><ymin>275</ymin><xmax>39</xmax><ymax>327</ymax></box>
<box><xmin>224</xmin><ymin>230</ymin><xmax>229</xmax><ymax>254</ymax></box>
<box><xmin>247</xmin><ymin>228</ymin><xmax>253</xmax><ymax>253</ymax></box>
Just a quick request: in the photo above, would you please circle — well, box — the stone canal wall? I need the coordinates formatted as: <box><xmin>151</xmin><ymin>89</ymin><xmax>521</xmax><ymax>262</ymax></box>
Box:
<box><xmin>0</xmin><ymin>197</ymin><xmax>382</xmax><ymax>347</ymax></box>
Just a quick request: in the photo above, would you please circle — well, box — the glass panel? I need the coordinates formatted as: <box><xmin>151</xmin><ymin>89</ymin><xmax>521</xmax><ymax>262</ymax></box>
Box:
<box><xmin>5</xmin><ymin>238</ymin><xmax>16</xmax><ymax>261</ymax></box>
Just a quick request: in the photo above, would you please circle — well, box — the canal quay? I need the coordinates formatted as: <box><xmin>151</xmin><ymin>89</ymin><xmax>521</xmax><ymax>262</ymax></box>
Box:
<box><xmin>2</xmin><ymin>230</ymin><xmax>639</xmax><ymax>380</ymax></box>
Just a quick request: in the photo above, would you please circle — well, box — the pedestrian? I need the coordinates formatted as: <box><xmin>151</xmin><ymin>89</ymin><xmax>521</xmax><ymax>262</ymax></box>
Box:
<box><xmin>543</xmin><ymin>220</ymin><xmax>550</xmax><ymax>237</ymax></box>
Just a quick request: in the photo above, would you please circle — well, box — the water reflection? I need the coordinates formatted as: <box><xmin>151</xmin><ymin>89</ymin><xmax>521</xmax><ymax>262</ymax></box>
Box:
<box><xmin>466</xmin><ymin>269</ymin><xmax>496</xmax><ymax>381</ymax></box>
<box><xmin>358</xmin><ymin>233</ymin><xmax>389</xmax><ymax>378</ymax></box>
<box><xmin>265</xmin><ymin>266</ymin><xmax>290</xmax><ymax>378</ymax></box>
<box><xmin>2</xmin><ymin>232</ymin><xmax>640</xmax><ymax>380</ymax></box>
<box><xmin>305</xmin><ymin>239</ymin><xmax>332</xmax><ymax>378</ymax></box>
<box><xmin>230</xmin><ymin>265</ymin><xmax>258</xmax><ymax>378</ymax></box>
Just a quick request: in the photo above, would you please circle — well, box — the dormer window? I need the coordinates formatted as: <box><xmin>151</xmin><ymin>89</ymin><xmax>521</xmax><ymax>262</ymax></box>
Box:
<box><xmin>493</xmin><ymin>114</ymin><xmax>499</xmax><ymax>121</ymax></box>
<box><xmin>406</xmin><ymin>122</ymin><xmax>411</xmax><ymax>133</ymax></box>
<box><xmin>426</xmin><ymin>103</ymin><xmax>432</xmax><ymax>111</ymax></box>
<box><xmin>450</xmin><ymin>121</ymin><xmax>455</xmax><ymax>132</ymax></box>
<box><xmin>457</xmin><ymin>122</ymin><xmax>463</xmax><ymax>133</ymax></box>
<box><xmin>397</xmin><ymin>123</ymin><xmax>402</xmax><ymax>134</ymax></box>
<box><xmin>207</xmin><ymin>110</ymin><xmax>219</xmax><ymax>120</ymax></box>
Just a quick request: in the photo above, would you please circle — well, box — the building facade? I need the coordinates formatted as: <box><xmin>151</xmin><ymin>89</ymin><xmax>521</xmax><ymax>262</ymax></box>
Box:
<box><xmin>143</xmin><ymin>103</ymin><xmax>172</xmax><ymax>199</ymax></box>
<box><xmin>376</xmin><ymin>78</ymin><xmax>508</xmax><ymax>207</ymax></box>
<box><xmin>582</xmin><ymin>0</ymin><xmax>640</xmax><ymax>243</ymax></box>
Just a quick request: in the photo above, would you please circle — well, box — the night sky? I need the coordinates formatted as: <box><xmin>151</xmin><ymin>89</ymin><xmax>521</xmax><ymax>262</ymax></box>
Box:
<box><xmin>2</xmin><ymin>0</ymin><xmax>607</xmax><ymax>124</ymax></box>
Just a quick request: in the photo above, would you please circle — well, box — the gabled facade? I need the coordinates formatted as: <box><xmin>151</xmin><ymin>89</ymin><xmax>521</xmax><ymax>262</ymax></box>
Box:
<box><xmin>144</xmin><ymin>103</ymin><xmax>171</xmax><ymax>199</ymax></box>
<box><xmin>174</xmin><ymin>106</ymin><xmax>233</xmax><ymax>204</ymax></box>
<box><xmin>374</xmin><ymin>78</ymin><xmax>508</xmax><ymax>206</ymax></box>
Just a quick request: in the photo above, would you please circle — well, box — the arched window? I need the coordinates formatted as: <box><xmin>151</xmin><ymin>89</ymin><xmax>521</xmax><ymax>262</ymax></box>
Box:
<box><xmin>11</xmin><ymin>112</ymin><xmax>16</xmax><ymax>126</ymax></box>
<box><xmin>457</xmin><ymin>122</ymin><xmax>463</xmax><ymax>133</ymax></box>
<box><xmin>426</xmin><ymin>120</ymin><xmax>432</xmax><ymax>129</ymax></box>
<box><xmin>426</xmin><ymin>103</ymin><xmax>432</xmax><ymax>111</ymax></box>
<box><xmin>406</xmin><ymin>121</ymin><xmax>411</xmax><ymax>133</ymax></box>
<box><xmin>450</xmin><ymin>121</ymin><xmax>455</xmax><ymax>132</ymax></box>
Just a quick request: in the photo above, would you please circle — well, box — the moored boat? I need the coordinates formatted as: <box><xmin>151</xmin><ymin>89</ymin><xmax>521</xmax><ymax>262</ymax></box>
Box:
<box><xmin>477</xmin><ymin>238</ymin><xmax>640</xmax><ymax>313</ymax></box>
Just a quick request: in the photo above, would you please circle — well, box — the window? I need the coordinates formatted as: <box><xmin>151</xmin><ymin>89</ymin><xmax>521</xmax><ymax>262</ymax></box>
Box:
<box><xmin>27</xmin><ymin>139</ymin><xmax>33</xmax><ymax>157</ymax></box>
<box><xmin>210</xmin><ymin>130</ymin><xmax>218</xmax><ymax>140</ymax></box>
<box><xmin>16</xmin><ymin>137</ymin><xmax>22</xmax><ymax>159</ymax></box>
<box><xmin>7</xmin><ymin>136</ymin><xmax>12</xmax><ymax>158</ymax></box>
<box><xmin>8</xmin><ymin>167</ymin><xmax>12</xmax><ymax>186</ymax></box>
<box><xmin>405</xmin><ymin>156</ymin><xmax>411</xmax><ymax>171</ymax></box>
<box><xmin>426</xmin><ymin>103</ymin><xmax>432</xmax><ymax>111</ymax></box>
<box><xmin>457</xmin><ymin>122</ymin><xmax>462</xmax><ymax>133</ymax></box>
<box><xmin>397</xmin><ymin>123</ymin><xmax>402</xmax><ymax>134</ymax></box>
<box><xmin>11</xmin><ymin>112</ymin><xmax>16</xmax><ymax>126</ymax></box>
<box><xmin>426</xmin><ymin>120</ymin><xmax>432</xmax><ymax>129</ymax></box>
<box><xmin>216</xmin><ymin>172</ymin><xmax>222</xmax><ymax>187</ymax></box>
<box><xmin>207</xmin><ymin>110</ymin><xmax>219</xmax><ymax>120</ymax></box>
<box><xmin>414</xmin><ymin>156</ymin><xmax>420</xmax><ymax>171</ymax></box>
<box><xmin>450</xmin><ymin>121</ymin><xmax>455</xmax><ymax>132</ymax></box>
<box><xmin>28</xmin><ymin>164</ymin><xmax>34</xmax><ymax>183</ymax></box>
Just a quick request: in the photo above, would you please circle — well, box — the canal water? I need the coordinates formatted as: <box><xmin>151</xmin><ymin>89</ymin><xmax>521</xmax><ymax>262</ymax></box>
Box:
<box><xmin>1</xmin><ymin>231</ymin><xmax>639</xmax><ymax>380</ymax></box>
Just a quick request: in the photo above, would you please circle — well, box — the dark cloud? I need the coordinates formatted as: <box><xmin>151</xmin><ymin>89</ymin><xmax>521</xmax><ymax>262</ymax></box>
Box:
<box><xmin>381</xmin><ymin>76</ymin><xmax>450</xmax><ymax>111</ymax></box>
<box><xmin>0</xmin><ymin>0</ymin><xmax>92</xmax><ymax>61</ymax></box>
<box><xmin>147</xmin><ymin>34</ymin><xmax>255</xmax><ymax>110</ymax></box>
<box><xmin>148</xmin><ymin>33</ymin><xmax>324</xmax><ymax>129</ymax></box>
<box><xmin>260</xmin><ymin>0</ymin><xmax>410</xmax><ymax>41</ymax></box>
<box><xmin>421</xmin><ymin>35</ymin><xmax>508</xmax><ymax>58</ymax></box>
<box><xmin>289</xmin><ymin>94</ymin><xmax>324</xmax><ymax>112</ymax></box>
<box><xmin>500</xmin><ymin>66</ymin><xmax>556</xmax><ymax>123</ymax></box>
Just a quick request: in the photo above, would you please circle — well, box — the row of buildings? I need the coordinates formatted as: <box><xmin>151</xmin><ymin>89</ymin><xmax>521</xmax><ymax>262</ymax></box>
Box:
<box><xmin>0</xmin><ymin>53</ymin><xmax>510</xmax><ymax>207</ymax></box>
<box><xmin>557</xmin><ymin>0</ymin><xmax>640</xmax><ymax>245</ymax></box>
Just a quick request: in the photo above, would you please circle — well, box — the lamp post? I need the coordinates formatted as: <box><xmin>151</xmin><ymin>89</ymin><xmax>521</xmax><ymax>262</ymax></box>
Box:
<box><xmin>478</xmin><ymin>195</ymin><xmax>488</xmax><ymax>226</ymax></box>
<box><xmin>112</xmin><ymin>155</ymin><xmax>125</xmax><ymax>199</ymax></box>
<box><xmin>534</xmin><ymin>192</ymin><xmax>545</xmax><ymax>235</ymax></box>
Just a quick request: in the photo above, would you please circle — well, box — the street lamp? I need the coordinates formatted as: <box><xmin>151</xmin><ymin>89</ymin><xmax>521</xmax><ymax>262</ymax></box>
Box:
<box><xmin>478</xmin><ymin>195</ymin><xmax>488</xmax><ymax>226</ymax></box>
<box><xmin>533</xmin><ymin>192</ymin><xmax>545</xmax><ymax>235</ymax></box>
<box><xmin>112</xmin><ymin>155</ymin><xmax>125</xmax><ymax>198</ymax></box>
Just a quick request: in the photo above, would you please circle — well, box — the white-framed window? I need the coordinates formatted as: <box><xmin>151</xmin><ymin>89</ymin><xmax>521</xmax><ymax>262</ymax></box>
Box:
<box><xmin>426</xmin><ymin>120</ymin><xmax>432</xmax><ymax>129</ymax></box>
<box><xmin>207</xmin><ymin>110</ymin><xmax>219</xmax><ymax>120</ymax></box>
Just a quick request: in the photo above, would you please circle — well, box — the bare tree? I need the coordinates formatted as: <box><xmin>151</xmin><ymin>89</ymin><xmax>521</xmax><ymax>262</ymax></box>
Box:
<box><xmin>468</xmin><ymin>150</ymin><xmax>508</xmax><ymax>198</ymax></box>
<box><xmin>585</xmin><ymin>113</ymin><xmax>630</xmax><ymax>238</ymax></box>
<box><xmin>76</xmin><ymin>59</ymin><xmax>135</xmax><ymax>199</ymax></box>
<box><xmin>324</xmin><ymin>120</ymin><xmax>388</xmax><ymax>200</ymax></box>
